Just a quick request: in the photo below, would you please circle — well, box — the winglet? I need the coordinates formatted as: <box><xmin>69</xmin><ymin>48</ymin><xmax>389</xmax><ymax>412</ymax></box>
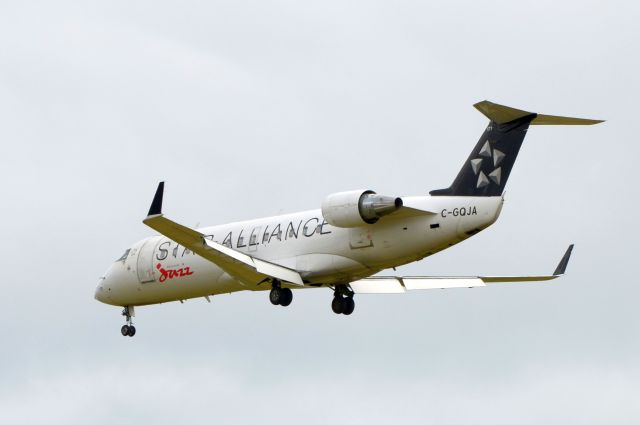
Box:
<box><xmin>553</xmin><ymin>244</ymin><xmax>574</xmax><ymax>276</ymax></box>
<box><xmin>147</xmin><ymin>182</ymin><xmax>165</xmax><ymax>216</ymax></box>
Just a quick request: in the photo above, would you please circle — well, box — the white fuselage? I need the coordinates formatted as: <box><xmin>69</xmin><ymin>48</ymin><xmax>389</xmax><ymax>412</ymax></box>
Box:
<box><xmin>95</xmin><ymin>196</ymin><xmax>503</xmax><ymax>307</ymax></box>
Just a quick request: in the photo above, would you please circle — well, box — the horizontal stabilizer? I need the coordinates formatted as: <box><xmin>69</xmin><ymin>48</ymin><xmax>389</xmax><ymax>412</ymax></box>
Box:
<box><xmin>474</xmin><ymin>100</ymin><xmax>604</xmax><ymax>125</ymax></box>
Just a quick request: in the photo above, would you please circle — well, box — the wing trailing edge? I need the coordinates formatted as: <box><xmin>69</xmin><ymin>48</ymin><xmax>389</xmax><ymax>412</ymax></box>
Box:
<box><xmin>350</xmin><ymin>244</ymin><xmax>574</xmax><ymax>294</ymax></box>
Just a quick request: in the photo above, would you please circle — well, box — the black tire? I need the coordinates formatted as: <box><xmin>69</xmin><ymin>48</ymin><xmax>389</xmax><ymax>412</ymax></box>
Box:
<box><xmin>127</xmin><ymin>325</ymin><xmax>136</xmax><ymax>337</ymax></box>
<box><xmin>331</xmin><ymin>296</ymin><xmax>345</xmax><ymax>314</ymax></box>
<box><xmin>342</xmin><ymin>297</ymin><xmax>355</xmax><ymax>315</ymax></box>
<box><xmin>269</xmin><ymin>288</ymin><xmax>281</xmax><ymax>305</ymax></box>
<box><xmin>279</xmin><ymin>288</ymin><xmax>293</xmax><ymax>307</ymax></box>
<box><xmin>121</xmin><ymin>325</ymin><xmax>130</xmax><ymax>336</ymax></box>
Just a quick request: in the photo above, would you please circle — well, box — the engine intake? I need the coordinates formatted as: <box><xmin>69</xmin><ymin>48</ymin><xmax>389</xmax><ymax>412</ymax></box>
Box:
<box><xmin>321</xmin><ymin>190</ymin><xmax>403</xmax><ymax>228</ymax></box>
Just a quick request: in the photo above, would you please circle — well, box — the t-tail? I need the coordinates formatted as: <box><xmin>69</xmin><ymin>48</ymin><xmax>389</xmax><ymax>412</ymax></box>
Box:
<box><xmin>430</xmin><ymin>101</ymin><xmax>604</xmax><ymax>197</ymax></box>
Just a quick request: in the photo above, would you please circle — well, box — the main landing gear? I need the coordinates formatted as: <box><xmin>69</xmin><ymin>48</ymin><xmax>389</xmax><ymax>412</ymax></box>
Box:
<box><xmin>332</xmin><ymin>284</ymin><xmax>355</xmax><ymax>315</ymax></box>
<box><xmin>269</xmin><ymin>280</ymin><xmax>293</xmax><ymax>307</ymax></box>
<box><xmin>120</xmin><ymin>306</ymin><xmax>136</xmax><ymax>337</ymax></box>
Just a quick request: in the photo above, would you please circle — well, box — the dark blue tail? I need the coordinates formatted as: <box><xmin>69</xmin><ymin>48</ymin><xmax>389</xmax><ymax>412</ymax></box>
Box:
<box><xmin>430</xmin><ymin>101</ymin><xmax>603</xmax><ymax>197</ymax></box>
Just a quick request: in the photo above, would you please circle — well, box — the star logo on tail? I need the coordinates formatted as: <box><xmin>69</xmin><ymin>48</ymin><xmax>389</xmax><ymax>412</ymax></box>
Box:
<box><xmin>470</xmin><ymin>140</ymin><xmax>504</xmax><ymax>188</ymax></box>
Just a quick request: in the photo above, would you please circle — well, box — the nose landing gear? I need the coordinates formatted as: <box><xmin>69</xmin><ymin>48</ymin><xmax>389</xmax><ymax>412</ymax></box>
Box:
<box><xmin>332</xmin><ymin>284</ymin><xmax>355</xmax><ymax>315</ymax></box>
<box><xmin>120</xmin><ymin>306</ymin><xmax>136</xmax><ymax>337</ymax></box>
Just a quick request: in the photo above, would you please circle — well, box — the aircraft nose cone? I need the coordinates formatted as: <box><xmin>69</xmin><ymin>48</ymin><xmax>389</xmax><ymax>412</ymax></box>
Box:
<box><xmin>95</xmin><ymin>278</ymin><xmax>110</xmax><ymax>304</ymax></box>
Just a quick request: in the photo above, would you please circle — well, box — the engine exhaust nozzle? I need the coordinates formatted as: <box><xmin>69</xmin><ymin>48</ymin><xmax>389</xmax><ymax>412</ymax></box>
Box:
<box><xmin>359</xmin><ymin>193</ymin><xmax>403</xmax><ymax>224</ymax></box>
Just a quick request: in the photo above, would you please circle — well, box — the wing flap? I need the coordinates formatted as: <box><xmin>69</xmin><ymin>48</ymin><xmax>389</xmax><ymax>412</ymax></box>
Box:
<box><xmin>350</xmin><ymin>245</ymin><xmax>572</xmax><ymax>294</ymax></box>
<box><xmin>350</xmin><ymin>278</ymin><xmax>406</xmax><ymax>294</ymax></box>
<box><xmin>350</xmin><ymin>275</ymin><xmax>553</xmax><ymax>294</ymax></box>
<box><xmin>349</xmin><ymin>276</ymin><xmax>486</xmax><ymax>294</ymax></box>
<box><xmin>403</xmin><ymin>277</ymin><xmax>485</xmax><ymax>289</ymax></box>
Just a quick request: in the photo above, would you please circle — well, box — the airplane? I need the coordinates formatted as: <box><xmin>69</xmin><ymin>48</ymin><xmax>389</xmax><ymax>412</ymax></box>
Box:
<box><xmin>95</xmin><ymin>100</ymin><xmax>603</xmax><ymax>337</ymax></box>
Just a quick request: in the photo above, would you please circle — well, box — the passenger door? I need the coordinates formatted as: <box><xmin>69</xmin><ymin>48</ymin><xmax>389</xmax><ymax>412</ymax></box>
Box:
<box><xmin>136</xmin><ymin>239</ymin><xmax>157</xmax><ymax>283</ymax></box>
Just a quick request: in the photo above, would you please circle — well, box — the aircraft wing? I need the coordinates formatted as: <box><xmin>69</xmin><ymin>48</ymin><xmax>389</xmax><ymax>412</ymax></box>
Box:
<box><xmin>349</xmin><ymin>245</ymin><xmax>573</xmax><ymax>294</ymax></box>
<box><xmin>142</xmin><ymin>182</ymin><xmax>304</xmax><ymax>286</ymax></box>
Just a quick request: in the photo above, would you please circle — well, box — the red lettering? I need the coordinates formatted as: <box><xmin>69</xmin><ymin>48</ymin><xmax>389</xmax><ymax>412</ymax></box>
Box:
<box><xmin>155</xmin><ymin>263</ymin><xmax>194</xmax><ymax>283</ymax></box>
<box><xmin>156</xmin><ymin>263</ymin><xmax>168</xmax><ymax>283</ymax></box>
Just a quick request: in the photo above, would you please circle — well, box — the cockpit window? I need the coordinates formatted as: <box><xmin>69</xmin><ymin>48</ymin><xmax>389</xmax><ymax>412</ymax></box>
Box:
<box><xmin>117</xmin><ymin>249</ymin><xmax>131</xmax><ymax>262</ymax></box>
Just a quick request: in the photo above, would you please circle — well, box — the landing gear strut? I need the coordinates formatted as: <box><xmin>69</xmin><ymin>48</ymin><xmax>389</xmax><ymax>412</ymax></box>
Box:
<box><xmin>332</xmin><ymin>284</ymin><xmax>355</xmax><ymax>315</ymax></box>
<box><xmin>120</xmin><ymin>306</ymin><xmax>136</xmax><ymax>337</ymax></box>
<box><xmin>269</xmin><ymin>280</ymin><xmax>293</xmax><ymax>307</ymax></box>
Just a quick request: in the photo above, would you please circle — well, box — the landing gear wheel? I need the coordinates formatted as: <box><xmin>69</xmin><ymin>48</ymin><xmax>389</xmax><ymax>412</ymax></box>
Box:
<box><xmin>279</xmin><ymin>288</ymin><xmax>293</xmax><ymax>307</ymax></box>
<box><xmin>342</xmin><ymin>297</ymin><xmax>355</xmax><ymax>315</ymax></box>
<box><xmin>121</xmin><ymin>306</ymin><xmax>136</xmax><ymax>337</ymax></box>
<box><xmin>269</xmin><ymin>287</ymin><xmax>282</xmax><ymax>305</ymax></box>
<box><xmin>332</xmin><ymin>296</ymin><xmax>345</xmax><ymax>314</ymax></box>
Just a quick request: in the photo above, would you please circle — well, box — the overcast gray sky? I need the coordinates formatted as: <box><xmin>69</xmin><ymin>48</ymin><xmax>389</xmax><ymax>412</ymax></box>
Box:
<box><xmin>0</xmin><ymin>1</ymin><xmax>638</xmax><ymax>424</ymax></box>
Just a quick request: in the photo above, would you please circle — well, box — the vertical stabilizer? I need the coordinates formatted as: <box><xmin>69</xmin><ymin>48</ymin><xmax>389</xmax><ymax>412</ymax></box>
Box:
<box><xmin>430</xmin><ymin>101</ymin><xmax>603</xmax><ymax>197</ymax></box>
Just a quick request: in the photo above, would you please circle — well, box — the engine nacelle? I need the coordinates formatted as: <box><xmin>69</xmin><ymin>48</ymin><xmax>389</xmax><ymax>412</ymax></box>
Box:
<box><xmin>321</xmin><ymin>190</ymin><xmax>403</xmax><ymax>228</ymax></box>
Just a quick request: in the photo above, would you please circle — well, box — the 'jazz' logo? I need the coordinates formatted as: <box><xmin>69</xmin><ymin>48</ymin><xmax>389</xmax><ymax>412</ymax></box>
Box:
<box><xmin>156</xmin><ymin>263</ymin><xmax>194</xmax><ymax>283</ymax></box>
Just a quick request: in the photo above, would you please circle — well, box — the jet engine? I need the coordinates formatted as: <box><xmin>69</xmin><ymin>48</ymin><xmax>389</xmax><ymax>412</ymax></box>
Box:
<box><xmin>321</xmin><ymin>190</ymin><xmax>403</xmax><ymax>228</ymax></box>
